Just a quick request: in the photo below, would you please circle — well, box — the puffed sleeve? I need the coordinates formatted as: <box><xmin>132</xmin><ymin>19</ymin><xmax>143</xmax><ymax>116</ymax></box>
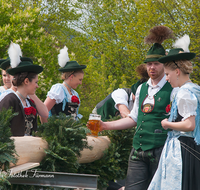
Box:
<box><xmin>177</xmin><ymin>88</ymin><xmax>197</xmax><ymax>121</ymax></box>
<box><xmin>47</xmin><ymin>84</ymin><xmax>65</xmax><ymax>104</ymax></box>
<box><xmin>111</xmin><ymin>88</ymin><xmax>129</xmax><ymax>109</ymax></box>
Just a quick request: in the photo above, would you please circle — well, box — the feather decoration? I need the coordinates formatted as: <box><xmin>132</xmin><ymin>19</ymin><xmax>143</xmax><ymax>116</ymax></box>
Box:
<box><xmin>58</xmin><ymin>46</ymin><xmax>70</xmax><ymax>67</ymax></box>
<box><xmin>173</xmin><ymin>34</ymin><xmax>190</xmax><ymax>52</ymax></box>
<box><xmin>144</xmin><ymin>25</ymin><xmax>174</xmax><ymax>44</ymax></box>
<box><xmin>8</xmin><ymin>42</ymin><xmax>22</xmax><ymax>68</ymax></box>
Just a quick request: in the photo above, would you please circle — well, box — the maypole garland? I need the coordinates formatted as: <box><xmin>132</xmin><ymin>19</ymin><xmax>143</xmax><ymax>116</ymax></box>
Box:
<box><xmin>0</xmin><ymin>108</ymin><xmax>18</xmax><ymax>189</ymax></box>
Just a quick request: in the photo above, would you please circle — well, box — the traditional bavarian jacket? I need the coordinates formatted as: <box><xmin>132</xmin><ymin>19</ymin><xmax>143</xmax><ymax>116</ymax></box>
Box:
<box><xmin>0</xmin><ymin>92</ymin><xmax>37</xmax><ymax>136</ymax></box>
<box><xmin>133</xmin><ymin>81</ymin><xmax>173</xmax><ymax>151</ymax></box>
<box><xmin>129</xmin><ymin>76</ymin><xmax>177</xmax><ymax>151</ymax></box>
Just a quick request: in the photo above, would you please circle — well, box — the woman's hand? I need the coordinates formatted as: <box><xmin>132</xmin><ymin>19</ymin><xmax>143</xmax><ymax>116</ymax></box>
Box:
<box><xmin>161</xmin><ymin>118</ymin><xmax>169</xmax><ymax>130</ymax></box>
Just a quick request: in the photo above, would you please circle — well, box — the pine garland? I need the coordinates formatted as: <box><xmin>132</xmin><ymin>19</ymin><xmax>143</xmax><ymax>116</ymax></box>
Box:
<box><xmin>35</xmin><ymin>113</ymin><xmax>91</xmax><ymax>173</ymax></box>
<box><xmin>13</xmin><ymin>114</ymin><xmax>134</xmax><ymax>190</ymax></box>
<box><xmin>0</xmin><ymin>108</ymin><xmax>18</xmax><ymax>188</ymax></box>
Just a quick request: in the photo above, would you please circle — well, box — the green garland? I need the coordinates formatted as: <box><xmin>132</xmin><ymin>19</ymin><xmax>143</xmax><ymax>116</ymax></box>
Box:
<box><xmin>0</xmin><ymin>108</ymin><xmax>18</xmax><ymax>189</ymax></box>
<box><xmin>36</xmin><ymin>113</ymin><xmax>91</xmax><ymax>173</ymax></box>
<box><xmin>11</xmin><ymin>114</ymin><xmax>135</xmax><ymax>190</ymax></box>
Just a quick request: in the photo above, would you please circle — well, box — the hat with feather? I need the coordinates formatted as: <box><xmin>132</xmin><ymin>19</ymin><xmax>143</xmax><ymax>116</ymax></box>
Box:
<box><xmin>0</xmin><ymin>58</ymin><xmax>9</xmax><ymax>70</ymax></box>
<box><xmin>58</xmin><ymin>46</ymin><xmax>86</xmax><ymax>72</ymax></box>
<box><xmin>144</xmin><ymin>25</ymin><xmax>174</xmax><ymax>63</ymax></box>
<box><xmin>158</xmin><ymin>34</ymin><xmax>196</xmax><ymax>63</ymax></box>
<box><xmin>4</xmin><ymin>42</ymin><xmax>43</xmax><ymax>75</ymax></box>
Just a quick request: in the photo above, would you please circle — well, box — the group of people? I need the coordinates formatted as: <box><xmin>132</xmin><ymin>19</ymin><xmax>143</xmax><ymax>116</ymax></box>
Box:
<box><xmin>0</xmin><ymin>43</ymin><xmax>86</xmax><ymax>136</ymax></box>
<box><xmin>0</xmin><ymin>24</ymin><xmax>200</xmax><ymax>190</ymax></box>
<box><xmin>92</xmin><ymin>26</ymin><xmax>200</xmax><ymax>190</ymax></box>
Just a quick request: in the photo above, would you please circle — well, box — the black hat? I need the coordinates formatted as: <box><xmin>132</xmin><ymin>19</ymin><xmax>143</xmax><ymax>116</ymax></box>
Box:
<box><xmin>159</xmin><ymin>35</ymin><xmax>196</xmax><ymax>63</ymax></box>
<box><xmin>58</xmin><ymin>46</ymin><xmax>86</xmax><ymax>72</ymax></box>
<box><xmin>58</xmin><ymin>61</ymin><xmax>86</xmax><ymax>72</ymax></box>
<box><xmin>0</xmin><ymin>58</ymin><xmax>10</xmax><ymax>70</ymax></box>
<box><xmin>158</xmin><ymin>48</ymin><xmax>196</xmax><ymax>63</ymax></box>
<box><xmin>7</xmin><ymin>57</ymin><xmax>43</xmax><ymax>75</ymax></box>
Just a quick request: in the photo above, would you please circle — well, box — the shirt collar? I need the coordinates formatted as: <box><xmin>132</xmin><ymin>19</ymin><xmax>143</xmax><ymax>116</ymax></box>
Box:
<box><xmin>147</xmin><ymin>75</ymin><xmax>167</xmax><ymax>88</ymax></box>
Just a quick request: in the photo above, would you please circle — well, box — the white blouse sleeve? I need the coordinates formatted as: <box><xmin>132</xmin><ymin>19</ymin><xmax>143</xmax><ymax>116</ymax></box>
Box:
<box><xmin>111</xmin><ymin>88</ymin><xmax>129</xmax><ymax>109</ymax></box>
<box><xmin>177</xmin><ymin>88</ymin><xmax>197</xmax><ymax>121</ymax></box>
<box><xmin>47</xmin><ymin>84</ymin><xmax>65</xmax><ymax>104</ymax></box>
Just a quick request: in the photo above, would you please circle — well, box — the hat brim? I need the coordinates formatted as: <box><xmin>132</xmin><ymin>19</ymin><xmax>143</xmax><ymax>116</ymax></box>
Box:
<box><xmin>58</xmin><ymin>65</ymin><xmax>86</xmax><ymax>72</ymax></box>
<box><xmin>158</xmin><ymin>53</ymin><xmax>196</xmax><ymax>63</ymax></box>
<box><xmin>144</xmin><ymin>57</ymin><xmax>161</xmax><ymax>63</ymax></box>
<box><xmin>0</xmin><ymin>59</ymin><xmax>6</xmax><ymax>65</ymax></box>
<box><xmin>0</xmin><ymin>58</ymin><xmax>10</xmax><ymax>70</ymax></box>
<box><xmin>7</xmin><ymin>65</ymin><xmax>43</xmax><ymax>75</ymax></box>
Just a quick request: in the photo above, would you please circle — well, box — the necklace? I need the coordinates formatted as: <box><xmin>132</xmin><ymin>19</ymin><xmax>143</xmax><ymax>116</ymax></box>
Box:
<box><xmin>64</xmin><ymin>81</ymin><xmax>72</xmax><ymax>90</ymax></box>
<box><xmin>16</xmin><ymin>91</ymin><xmax>27</xmax><ymax>101</ymax></box>
<box><xmin>181</xmin><ymin>79</ymin><xmax>191</xmax><ymax>86</ymax></box>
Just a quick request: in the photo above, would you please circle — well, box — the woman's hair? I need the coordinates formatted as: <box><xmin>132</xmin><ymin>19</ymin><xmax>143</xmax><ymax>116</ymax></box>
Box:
<box><xmin>61</xmin><ymin>70</ymin><xmax>84</xmax><ymax>80</ymax></box>
<box><xmin>135</xmin><ymin>64</ymin><xmax>149</xmax><ymax>82</ymax></box>
<box><xmin>12</xmin><ymin>72</ymin><xmax>37</xmax><ymax>86</ymax></box>
<box><xmin>164</xmin><ymin>59</ymin><xmax>193</xmax><ymax>74</ymax></box>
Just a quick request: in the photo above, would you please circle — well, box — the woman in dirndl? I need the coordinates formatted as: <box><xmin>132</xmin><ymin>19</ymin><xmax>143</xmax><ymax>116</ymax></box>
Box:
<box><xmin>40</xmin><ymin>46</ymin><xmax>86</xmax><ymax>123</ymax></box>
<box><xmin>148</xmin><ymin>35</ymin><xmax>200</xmax><ymax>190</ymax></box>
<box><xmin>0</xmin><ymin>42</ymin><xmax>44</xmax><ymax>136</ymax></box>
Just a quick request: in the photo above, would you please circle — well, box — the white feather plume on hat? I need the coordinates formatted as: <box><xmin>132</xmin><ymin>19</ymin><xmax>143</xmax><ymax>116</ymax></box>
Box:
<box><xmin>173</xmin><ymin>34</ymin><xmax>190</xmax><ymax>52</ymax></box>
<box><xmin>8</xmin><ymin>42</ymin><xmax>22</xmax><ymax>68</ymax></box>
<box><xmin>58</xmin><ymin>46</ymin><xmax>70</xmax><ymax>68</ymax></box>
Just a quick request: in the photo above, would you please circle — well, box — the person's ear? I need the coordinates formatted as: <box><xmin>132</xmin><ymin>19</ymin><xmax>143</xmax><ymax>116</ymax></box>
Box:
<box><xmin>175</xmin><ymin>68</ymin><xmax>180</xmax><ymax>76</ymax></box>
<box><xmin>24</xmin><ymin>78</ymin><xmax>29</xmax><ymax>85</ymax></box>
<box><xmin>69</xmin><ymin>74</ymin><xmax>74</xmax><ymax>80</ymax></box>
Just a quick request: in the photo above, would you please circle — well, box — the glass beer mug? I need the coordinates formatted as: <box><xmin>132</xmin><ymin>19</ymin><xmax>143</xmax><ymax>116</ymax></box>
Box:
<box><xmin>87</xmin><ymin>114</ymin><xmax>101</xmax><ymax>137</ymax></box>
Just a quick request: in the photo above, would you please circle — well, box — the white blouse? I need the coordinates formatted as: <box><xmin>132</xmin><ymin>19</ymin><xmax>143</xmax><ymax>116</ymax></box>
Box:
<box><xmin>0</xmin><ymin>86</ymin><xmax>6</xmax><ymax>94</ymax></box>
<box><xmin>176</xmin><ymin>84</ymin><xmax>197</xmax><ymax>121</ymax></box>
<box><xmin>47</xmin><ymin>83</ymin><xmax>78</xmax><ymax>104</ymax></box>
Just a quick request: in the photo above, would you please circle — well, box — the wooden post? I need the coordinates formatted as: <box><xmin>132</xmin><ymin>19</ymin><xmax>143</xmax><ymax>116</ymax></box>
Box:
<box><xmin>78</xmin><ymin>136</ymin><xmax>111</xmax><ymax>163</ymax></box>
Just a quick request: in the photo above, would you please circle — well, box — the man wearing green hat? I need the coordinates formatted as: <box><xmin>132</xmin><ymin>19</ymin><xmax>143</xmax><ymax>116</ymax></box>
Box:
<box><xmin>97</xmin><ymin>26</ymin><xmax>178</xmax><ymax>190</ymax></box>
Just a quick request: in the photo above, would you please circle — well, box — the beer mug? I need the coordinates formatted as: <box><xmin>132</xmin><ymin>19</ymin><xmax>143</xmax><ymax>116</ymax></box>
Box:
<box><xmin>87</xmin><ymin>114</ymin><xmax>101</xmax><ymax>137</ymax></box>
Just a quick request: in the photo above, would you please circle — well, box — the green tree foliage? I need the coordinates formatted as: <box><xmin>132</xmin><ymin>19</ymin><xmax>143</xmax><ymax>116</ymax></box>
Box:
<box><xmin>52</xmin><ymin>0</ymin><xmax>200</xmax><ymax>121</ymax></box>
<box><xmin>1</xmin><ymin>0</ymin><xmax>200</xmax><ymax>119</ymax></box>
<box><xmin>0</xmin><ymin>0</ymin><xmax>62</xmax><ymax>102</ymax></box>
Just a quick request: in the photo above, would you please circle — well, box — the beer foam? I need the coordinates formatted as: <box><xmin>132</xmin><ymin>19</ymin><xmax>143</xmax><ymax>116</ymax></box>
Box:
<box><xmin>89</xmin><ymin>114</ymin><xmax>101</xmax><ymax>120</ymax></box>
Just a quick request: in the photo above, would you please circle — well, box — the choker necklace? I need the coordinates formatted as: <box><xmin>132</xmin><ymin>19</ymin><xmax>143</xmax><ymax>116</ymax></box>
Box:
<box><xmin>16</xmin><ymin>91</ymin><xmax>27</xmax><ymax>101</ymax></box>
<box><xmin>182</xmin><ymin>79</ymin><xmax>191</xmax><ymax>86</ymax></box>
<box><xmin>64</xmin><ymin>82</ymin><xmax>72</xmax><ymax>90</ymax></box>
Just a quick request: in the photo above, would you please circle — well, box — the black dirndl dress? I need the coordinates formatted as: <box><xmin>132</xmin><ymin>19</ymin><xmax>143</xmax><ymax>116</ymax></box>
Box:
<box><xmin>175</xmin><ymin>114</ymin><xmax>200</xmax><ymax>190</ymax></box>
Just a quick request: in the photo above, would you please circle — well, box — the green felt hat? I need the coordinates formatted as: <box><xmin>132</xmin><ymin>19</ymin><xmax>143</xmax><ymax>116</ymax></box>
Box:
<box><xmin>7</xmin><ymin>57</ymin><xmax>43</xmax><ymax>75</ymax></box>
<box><xmin>0</xmin><ymin>59</ymin><xmax>6</xmax><ymax>65</ymax></box>
<box><xmin>0</xmin><ymin>58</ymin><xmax>10</xmax><ymax>70</ymax></box>
<box><xmin>58</xmin><ymin>61</ymin><xmax>86</xmax><ymax>72</ymax></box>
<box><xmin>144</xmin><ymin>43</ymin><xmax>165</xmax><ymax>63</ymax></box>
<box><xmin>158</xmin><ymin>48</ymin><xmax>196</xmax><ymax>63</ymax></box>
